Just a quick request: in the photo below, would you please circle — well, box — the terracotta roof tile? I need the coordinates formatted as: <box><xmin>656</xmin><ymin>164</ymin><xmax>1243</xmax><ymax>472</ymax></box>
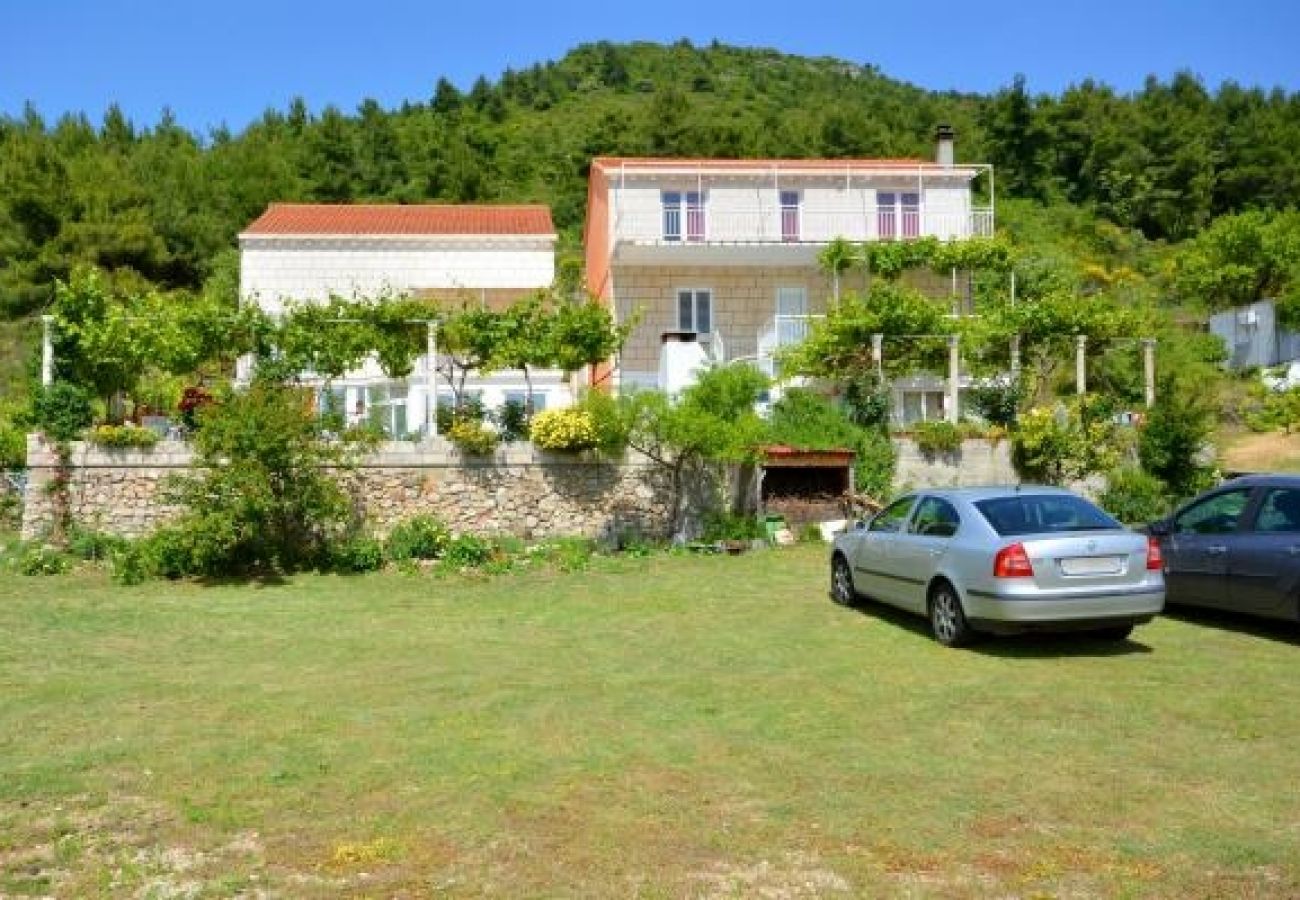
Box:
<box><xmin>241</xmin><ymin>203</ymin><xmax>555</xmax><ymax>237</ymax></box>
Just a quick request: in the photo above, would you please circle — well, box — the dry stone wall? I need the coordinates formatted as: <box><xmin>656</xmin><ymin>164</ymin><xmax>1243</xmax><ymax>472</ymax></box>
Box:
<box><xmin>19</xmin><ymin>435</ymin><xmax>1019</xmax><ymax>542</ymax></box>
<box><xmin>19</xmin><ymin>436</ymin><xmax>674</xmax><ymax>542</ymax></box>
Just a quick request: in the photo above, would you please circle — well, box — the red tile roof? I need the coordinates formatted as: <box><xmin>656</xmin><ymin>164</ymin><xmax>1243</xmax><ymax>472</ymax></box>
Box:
<box><xmin>241</xmin><ymin>203</ymin><xmax>555</xmax><ymax>237</ymax></box>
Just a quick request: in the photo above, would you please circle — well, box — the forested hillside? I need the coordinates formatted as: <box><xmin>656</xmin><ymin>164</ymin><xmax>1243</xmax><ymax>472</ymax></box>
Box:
<box><xmin>2</xmin><ymin>39</ymin><xmax>1300</xmax><ymax>351</ymax></box>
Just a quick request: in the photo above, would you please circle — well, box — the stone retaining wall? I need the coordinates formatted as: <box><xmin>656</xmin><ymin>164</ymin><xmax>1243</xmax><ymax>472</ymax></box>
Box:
<box><xmin>19</xmin><ymin>436</ymin><xmax>1018</xmax><ymax>541</ymax></box>
<box><xmin>20</xmin><ymin>437</ymin><xmax>675</xmax><ymax>542</ymax></box>
<box><xmin>892</xmin><ymin>438</ymin><xmax>1017</xmax><ymax>490</ymax></box>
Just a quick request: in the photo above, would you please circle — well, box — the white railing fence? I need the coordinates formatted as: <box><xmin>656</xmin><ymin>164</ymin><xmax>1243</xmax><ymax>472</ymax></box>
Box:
<box><xmin>614</xmin><ymin>207</ymin><xmax>994</xmax><ymax>244</ymax></box>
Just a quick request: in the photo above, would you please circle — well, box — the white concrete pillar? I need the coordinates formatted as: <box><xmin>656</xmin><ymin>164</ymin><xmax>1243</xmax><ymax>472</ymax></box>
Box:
<box><xmin>947</xmin><ymin>334</ymin><xmax>960</xmax><ymax>424</ymax></box>
<box><xmin>1075</xmin><ymin>335</ymin><xmax>1088</xmax><ymax>396</ymax></box>
<box><xmin>1143</xmin><ymin>338</ymin><xmax>1157</xmax><ymax>408</ymax></box>
<box><xmin>871</xmin><ymin>333</ymin><xmax>884</xmax><ymax>382</ymax></box>
<box><xmin>426</xmin><ymin>321</ymin><xmax>438</xmax><ymax>437</ymax></box>
<box><xmin>1009</xmin><ymin>334</ymin><xmax>1021</xmax><ymax>384</ymax></box>
<box><xmin>41</xmin><ymin>315</ymin><xmax>54</xmax><ymax>386</ymax></box>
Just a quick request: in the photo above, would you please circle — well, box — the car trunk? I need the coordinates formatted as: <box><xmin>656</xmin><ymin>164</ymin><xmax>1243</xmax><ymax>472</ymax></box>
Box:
<box><xmin>1018</xmin><ymin>531</ymin><xmax>1150</xmax><ymax>591</ymax></box>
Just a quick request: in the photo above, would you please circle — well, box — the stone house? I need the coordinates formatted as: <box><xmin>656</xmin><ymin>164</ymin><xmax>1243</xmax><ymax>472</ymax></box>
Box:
<box><xmin>581</xmin><ymin>127</ymin><xmax>995</xmax><ymax>422</ymax></box>
<box><xmin>238</xmin><ymin>203</ymin><xmax>560</xmax><ymax>436</ymax></box>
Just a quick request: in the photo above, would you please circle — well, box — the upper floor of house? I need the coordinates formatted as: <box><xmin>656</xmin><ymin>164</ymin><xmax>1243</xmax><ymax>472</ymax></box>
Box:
<box><xmin>239</xmin><ymin>203</ymin><xmax>556</xmax><ymax>315</ymax></box>
<box><xmin>584</xmin><ymin>127</ymin><xmax>993</xmax><ymax>280</ymax></box>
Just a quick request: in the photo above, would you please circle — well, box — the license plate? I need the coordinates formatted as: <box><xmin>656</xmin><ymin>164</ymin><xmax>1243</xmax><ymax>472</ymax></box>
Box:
<box><xmin>1059</xmin><ymin>555</ymin><xmax>1124</xmax><ymax>576</ymax></box>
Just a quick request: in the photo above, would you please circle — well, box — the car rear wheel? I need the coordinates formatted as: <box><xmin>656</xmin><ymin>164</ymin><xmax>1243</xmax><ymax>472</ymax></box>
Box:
<box><xmin>1091</xmin><ymin>624</ymin><xmax>1134</xmax><ymax>641</ymax></box>
<box><xmin>929</xmin><ymin>582</ymin><xmax>974</xmax><ymax>647</ymax></box>
<box><xmin>830</xmin><ymin>554</ymin><xmax>856</xmax><ymax>607</ymax></box>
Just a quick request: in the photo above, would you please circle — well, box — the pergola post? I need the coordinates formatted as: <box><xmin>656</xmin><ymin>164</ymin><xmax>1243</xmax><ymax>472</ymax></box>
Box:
<box><xmin>426</xmin><ymin>321</ymin><xmax>439</xmax><ymax>438</ymax></box>
<box><xmin>1009</xmin><ymin>334</ymin><xmax>1021</xmax><ymax>384</ymax></box>
<box><xmin>947</xmin><ymin>334</ymin><xmax>960</xmax><ymax>424</ymax></box>
<box><xmin>41</xmin><ymin>315</ymin><xmax>54</xmax><ymax>387</ymax></box>
<box><xmin>1075</xmin><ymin>335</ymin><xmax>1088</xmax><ymax>396</ymax></box>
<box><xmin>1143</xmin><ymin>338</ymin><xmax>1157</xmax><ymax>408</ymax></box>
<box><xmin>871</xmin><ymin>333</ymin><xmax>884</xmax><ymax>382</ymax></box>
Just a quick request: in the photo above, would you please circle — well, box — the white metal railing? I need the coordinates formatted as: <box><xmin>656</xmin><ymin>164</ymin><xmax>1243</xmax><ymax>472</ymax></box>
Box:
<box><xmin>614</xmin><ymin>207</ymin><xmax>994</xmax><ymax>245</ymax></box>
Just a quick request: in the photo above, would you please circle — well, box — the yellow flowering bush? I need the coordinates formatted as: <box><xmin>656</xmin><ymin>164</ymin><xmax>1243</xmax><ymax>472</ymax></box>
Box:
<box><xmin>448</xmin><ymin>419</ymin><xmax>499</xmax><ymax>456</ymax></box>
<box><xmin>529</xmin><ymin>407</ymin><xmax>598</xmax><ymax>452</ymax></box>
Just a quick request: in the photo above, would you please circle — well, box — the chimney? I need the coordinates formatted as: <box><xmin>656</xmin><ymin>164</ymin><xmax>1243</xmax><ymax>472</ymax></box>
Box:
<box><xmin>935</xmin><ymin>124</ymin><xmax>955</xmax><ymax>168</ymax></box>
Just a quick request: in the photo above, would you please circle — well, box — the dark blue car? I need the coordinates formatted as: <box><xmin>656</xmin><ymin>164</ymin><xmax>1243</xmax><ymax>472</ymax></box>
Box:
<box><xmin>1149</xmin><ymin>474</ymin><xmax>1300</xmax><ymax>622</ymax></box>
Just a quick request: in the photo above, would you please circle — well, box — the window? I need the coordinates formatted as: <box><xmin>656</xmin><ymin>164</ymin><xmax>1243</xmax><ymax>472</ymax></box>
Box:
<box><xmin>1173</xmin><ymin>489</ymin><xmax>1252</xmax><ymax>535</ymax></box>
<box><xmin>503</xmin><ymin>391</ymin><xmax>546</xmax><ymax>413</ymax></box>
<box><xmin>775</xmin><ymin>286</ymin><xmax>809</xmax><ymax>347</ymax></box>
<box><xmin>869</xmin><ymin>496</ymin><xmax>916</xmax><ymax>533</ymax></box>
<box><xmin>975</xmin><ymin>494</ymin><xmax>1121</xmax><ymax>537</ymax></box>
<box><xmin>1254</xmin><ymin>488</ymin><xmax>1300</xmax><ymax>533</ymax></box>
<box><xmin>878</xmin><ymin>191</ymin><xmax>921</xmax><ymax>239</ymax></box>
<box><xmin>662</xmin><ymin>191</ymin><xmax>705</xmax><ymax>242</ymax></box>
<box><xmin>911</xmin><ymin>497</ymin><xmax>961</xmax><ymax>538</ymax></box>
<box><xmin>677</xmin><ymin>288</ymin><xmax>712</xmax><ymax>334</ymax></box>
<box><xmin>366</xmin><ymin>383</ymin><xmax>409</xmax><ymax>438</ymax></box>
<box><xmin>780</xmin><ymin>190</ymin><xmax>800</xmax><ymax>242</ymax></box>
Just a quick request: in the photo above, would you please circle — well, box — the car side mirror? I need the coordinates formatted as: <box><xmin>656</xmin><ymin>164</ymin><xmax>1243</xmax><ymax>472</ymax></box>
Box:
<box><xmin>1147</xmin><ymin>519</ymin><xmax>1171</xmax><ymax>537</ymax></box>
<box><xmin>853</xmin><ymin>519</ymin><xmax>867</xmax><ymax>531</ymax></box>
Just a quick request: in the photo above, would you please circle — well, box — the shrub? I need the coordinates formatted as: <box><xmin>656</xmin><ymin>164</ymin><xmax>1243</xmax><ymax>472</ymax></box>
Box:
<box><xmin>16</xmin><ymin>544</ymin><xmax>70</xmax><ymax>576</ymax></box>
<box><xmin>385</xmin><ymin>515</ymin><xmax>451</xmax><ymax>561</ymax></box>
<box><xmin>530</xmin><ymin>407</ymin><xmax>598</xmax><ymax>451</ymax></box>
<box><xmin>542</xmin><ymin>536</ymin><xmax>595</xmax><ymax>572</ymax></box>
<box><xmin>108</xmin><ymin>542</ymin><xmax>151</xmax><ymax>585</ymax></box>
<box><xmin>442</xmin><ymin>533</ymin><xmax>494</xmax><ymax>570</ymax></box>
<box><xmin>496</xmin><ymin>400</ymin><xmax>530</xmax><ymax>442</ymax></box>
<box><xmin>967</xmin><ymin>379</ymin><xmax>1023</xmax><ymax>428</ymax></box>
<box><xmin>68</xmin><ymin>526</ymin><xmax>127</xmax><ymax>561</ymax></box>
<box><xmin>701</xmin><ymin>511</ymin><xmax>765</xmax><ymax>542</ymax></box>
<box><xmin>766</xmin><ymin>388</ymin><xmax>896</xmax><ymax>501</ymax></box>
<box><xmin>843</xmin><ymin>377</ymin><xmax>892</xmax><ymax>429</ymax></box>
<box><xmin>797</xmin><ymin>523</ymin><xmax>825</xmax><ymax>543</ymax></box>
<box><xmin>576</xmin><ymin>390</ymin><xmax>630</xmax><ymax>455</ymax></box>
<box><xmin>448</xmin><ymin>419</ymin><xmax>499</xmax><ymax>456</ymax></box>
<box><xmin>1012</xmin><ymin>401</ymin><xmax>1119</xmax><ymax>485</ymax></box>
<box><xmin>0</xmin><ymin>402</ymin><xmax>28</xmax><ymax>469</ymax></box>
<box><xmin>912</xmin><ymin>420</ymin><xmax>963</xmax><ymax>457</ymax></box>
<box><xmin>1139</xmin><ymin>380</ymin><xmax>1215</xmax><ymax>499</ymax></box>
<box><xmin>1098</xmin><ymin>467</ymin><xmax>1169</xmax><ymax>525</ymax></box>
<box><xmin>331</xmin><ymin>535</ymin><xmax>385</xmax><ymax>573</ymax></box>
<box><xmin>33</xmin><ymin>382</ymin><xmax>93</xmax><ymax>444</ymax></box>
<box><xmin>88</xmin><ymin>424</ymin><xmax>159</xmax><ymax>448</ymax></box>
<box><xmin>178</xmin><ymin>386</ymin><xmax>214</xmax><ymax>429</ymax></box>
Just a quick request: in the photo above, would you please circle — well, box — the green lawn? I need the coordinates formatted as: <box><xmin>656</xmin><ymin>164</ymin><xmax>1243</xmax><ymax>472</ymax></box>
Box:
<box><xmin>1</xmin><ymin>547</ymin><xmax>1298</xmax><ymax>897</ymax></box>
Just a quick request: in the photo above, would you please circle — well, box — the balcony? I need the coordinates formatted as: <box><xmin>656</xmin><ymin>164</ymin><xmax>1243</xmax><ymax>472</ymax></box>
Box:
<box><xmin>613</xmin><ymin>206</ymin><xmax>994</xmax><ymax>264</ymax></box>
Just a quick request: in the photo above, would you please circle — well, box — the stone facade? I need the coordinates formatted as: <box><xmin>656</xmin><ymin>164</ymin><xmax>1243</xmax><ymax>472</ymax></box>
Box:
<box><xmin>20</xmin><ymin>437</ymin><xmax>674</xmax><ymax>542</ymax></box>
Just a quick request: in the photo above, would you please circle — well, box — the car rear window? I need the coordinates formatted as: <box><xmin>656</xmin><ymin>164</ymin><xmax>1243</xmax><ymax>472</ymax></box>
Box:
<box><xmin>974</xmin><ymin>494</ymin><xmax>1122</xmax><ymax>537</ymax></box>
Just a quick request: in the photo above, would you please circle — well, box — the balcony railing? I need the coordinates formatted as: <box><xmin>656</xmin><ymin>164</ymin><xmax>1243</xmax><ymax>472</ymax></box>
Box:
<box><xmin>614</xmin><ymin>207</ymin><xmax>994</xmax><ymax>245</ymax></box>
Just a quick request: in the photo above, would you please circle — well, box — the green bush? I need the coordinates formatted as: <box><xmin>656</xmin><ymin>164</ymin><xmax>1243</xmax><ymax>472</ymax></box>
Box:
<box><xmin>442</xmin><ymin>534</ymin><xmax>495</xmax><ymax>570</ymax></box>
<box><xmin>967</xmin><ymin>380</ymin><xmax>1023</xmax><ymax>428</ymax></box>
<box><xmin>797</xmin><ymin>523</ymin><xmax>825</xmax><ymax>543</ymax></box>
<box><xmin>385</xmin><ymin>515</ymin><xmax>451</xmax><ymax>561</ymax></box>
<box><xmin>33</xmin><ymin>382</ymin><xmax>93</xmax><ymax>444</ymax></box>
<box><xmin>576</xmin><ymin>390</ymin><xmax>630</xmax><ymax>456</ymax></box>
<box><xmin>701</xmin><ymin>512</ymin><xmax>765</xmax><ymax>542</ymax></box>
<box><xmin>1011</xmin><ymin>401</ymin><xmax>1119</xmax><ymax>485</ymax></box>
<box><xmin>16</xmin><ymin>544</ymin><xmax>70</xmax><ymax>576</ymax></box>
<box><xmin>1098</xmin><ymin>467</ymin><xmax>1170</xmax><ymax>525</ymax></box>
<box><xmin>448</xmin><ymin>419</ymin><xmax>499</xmax><ymax>456</ymax></box>
<box><xmin>68</xmin><ymin>526</ymin><xmax>127</xmax><ymax>561</ymax></box>
<box><xmin>542</xmin><ymin>536</ymin><xmax>595</xmax><ymax>572</ymax></box>
<box><xmin>842</xmin><ymin>377</ymin><xmax>891</xmax><ymax>429</ymax></box>
<box><xmin>331</xmin><ymin>535</ymin><xmax>385</xmax><ymax>573</ymax></box>
<box><xmin>1139</xmin><ymin>380</ymin><xmax>1215</xmax><ymax>499</ymax></box>
<box><xmin>0</xmin><ymin>407</ymin><xmax>28</xmax><ymax>469</ymax></box>
<box><xmin>108</xmin><ymin>542</ymin><xmax>151</xmax><ymax>585</ymax></box>
<box><xmin>495</xmin><ymin>400</ymin><xmax>530</xmax><ymax>442</ymax></box>
<box><xmin>88</xmin><ymin>424</ymin><xmax>159</xmax><ymax>448</ymax></box>
<box><xmin>912</xmin><ymin>420</ymin><xmax>963</xmax><ymax>456</ymax></box>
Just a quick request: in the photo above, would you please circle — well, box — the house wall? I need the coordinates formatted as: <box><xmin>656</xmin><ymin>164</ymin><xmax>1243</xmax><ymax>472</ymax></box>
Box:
<box><xmin>612</xmin><ymin>265</ymin><xmax>835</xmax><ymax>386</ymax></box>
<box><xmin>239</xmin><ymin>236</ymin><xmax>555</xmax><ymax>315</ymax></box>
<box><xmin>609</xmin><ymin>174</ymin><xmax>975</xmax><ymax>243</ymax></box>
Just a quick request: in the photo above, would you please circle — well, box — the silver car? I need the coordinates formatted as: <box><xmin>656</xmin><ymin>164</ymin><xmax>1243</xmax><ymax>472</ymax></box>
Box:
<box><xmin>830</xmin><ymin>487</ymin><xmax>1165</xmax><ymax>646</ymax></box>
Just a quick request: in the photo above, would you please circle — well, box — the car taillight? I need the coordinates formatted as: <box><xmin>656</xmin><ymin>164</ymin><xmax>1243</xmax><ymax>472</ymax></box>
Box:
<box><xmin>993</xmin><ymin>542</ymin><xmax>1034</xmax><ymax>578</ymax></box>
<box><xmin>1146</xmin><ymin>536</ymin><xmax>1164</xmax><ymax>571</ymax></box>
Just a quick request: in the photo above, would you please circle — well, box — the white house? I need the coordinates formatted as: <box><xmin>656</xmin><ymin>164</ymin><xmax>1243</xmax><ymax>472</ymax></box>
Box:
<box><xmin>583</xmin><ymin>126</ymin><xmax>994</xmax><ymax>422</ymax></box>
<box><xmin>238</xmin><ymin>203</ymin><xmax>562</xmax><ymax>436</ymax></box>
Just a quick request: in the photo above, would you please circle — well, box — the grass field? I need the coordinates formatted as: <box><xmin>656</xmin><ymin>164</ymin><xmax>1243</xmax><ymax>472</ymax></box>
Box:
<box><xmin>2</xmin><ymin>545</ymin><xmax>1299</xmax><ymax>897</ymax></box>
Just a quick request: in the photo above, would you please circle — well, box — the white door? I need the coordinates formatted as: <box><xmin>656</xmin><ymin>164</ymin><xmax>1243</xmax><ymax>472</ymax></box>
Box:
<box><xmin>776</xmin><ymin>286</ymin><xmax>809</xmax><ymax>347</ymax></box>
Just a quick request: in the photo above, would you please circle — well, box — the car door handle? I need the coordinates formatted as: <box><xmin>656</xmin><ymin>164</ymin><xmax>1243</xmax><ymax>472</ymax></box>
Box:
<box><xmin>1205</xmin><ymin>545</ymin><xmax>1228</xmax><ymax>555</ymax></box>
<box><xmin>926</xmin><ymin>548</ymin><xmax>943</xmax><ymax>557</ymax></box>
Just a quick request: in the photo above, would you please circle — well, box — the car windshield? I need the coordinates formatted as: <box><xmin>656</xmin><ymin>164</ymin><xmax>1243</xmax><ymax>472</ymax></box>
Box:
<box><xmin>975</xmin><ymin>494</ymin><xmax>1122</xmax><ymax>537</ymax></box>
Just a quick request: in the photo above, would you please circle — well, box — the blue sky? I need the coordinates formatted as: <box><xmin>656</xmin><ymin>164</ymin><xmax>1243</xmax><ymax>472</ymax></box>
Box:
<box><xmin>2</xmin><ymin>0</ymin><xmax>1297</xmax><ymax>133</ymax></box>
